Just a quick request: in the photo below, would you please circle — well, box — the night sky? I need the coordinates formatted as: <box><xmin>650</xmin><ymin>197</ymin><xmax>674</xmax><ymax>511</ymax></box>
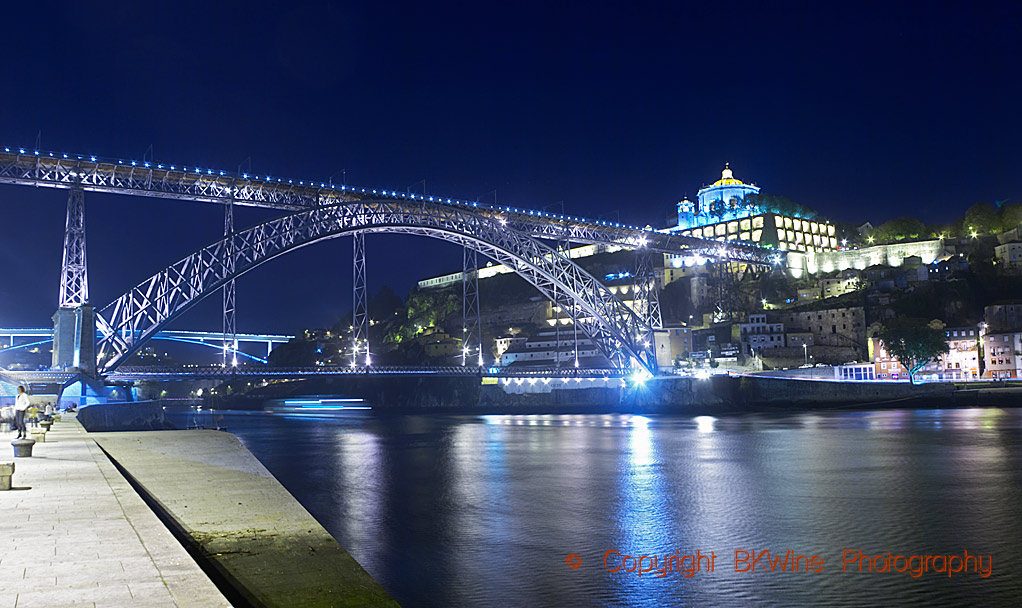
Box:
<box><xmin>0</xmin><ymin>2</ymin><xmax>1019</xmax><ymax>335</ymax></box>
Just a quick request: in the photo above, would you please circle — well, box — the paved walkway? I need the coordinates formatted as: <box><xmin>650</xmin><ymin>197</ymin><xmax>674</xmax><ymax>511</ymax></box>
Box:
<box><xmin>0</xmin><ymin>415</ymin><xmax>231</xmax><ymax>608</ymax></box>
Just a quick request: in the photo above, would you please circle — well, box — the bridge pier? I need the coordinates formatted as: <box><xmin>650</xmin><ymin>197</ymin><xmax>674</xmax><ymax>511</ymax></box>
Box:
<box><xmin>51</xmin><ymin>305</ymin><xmax>97</xmax><ymax>376</ymax></box>
<box><xmin>351</xmin><ymin>231</ymin><xmax>370</xmax><ymax>365</ymax></box>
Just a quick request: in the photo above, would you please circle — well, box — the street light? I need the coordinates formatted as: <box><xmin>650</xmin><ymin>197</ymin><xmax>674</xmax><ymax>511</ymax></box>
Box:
<box><xmin>803</xmin><ymin>343</ymin><xmax>808</xmax><ymax>365</ymax></box>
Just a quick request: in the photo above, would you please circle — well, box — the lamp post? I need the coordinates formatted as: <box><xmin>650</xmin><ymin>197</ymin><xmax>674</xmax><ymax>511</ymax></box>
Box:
<box><xmin>803</xmin><ymin>343</ymin><xmax>808</xmax><ymax>365</ymax></box>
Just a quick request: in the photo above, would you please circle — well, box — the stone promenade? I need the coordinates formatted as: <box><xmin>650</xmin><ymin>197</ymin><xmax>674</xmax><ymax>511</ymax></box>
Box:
<box><xmin>0</xmin><ymin>415</ymin><xmax>231</xmax><ymax>608</ymax></box>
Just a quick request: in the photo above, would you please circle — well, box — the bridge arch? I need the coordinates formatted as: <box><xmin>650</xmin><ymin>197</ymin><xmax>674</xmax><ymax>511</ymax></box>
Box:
<box><xmin>95</xmin><ymin>200</ymin><xmax>656</xmax><ymax>373</ymax></box>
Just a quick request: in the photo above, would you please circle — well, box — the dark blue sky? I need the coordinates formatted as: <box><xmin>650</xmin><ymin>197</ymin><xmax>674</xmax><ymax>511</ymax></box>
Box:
<box><xmin>1</xmin><ymin>1</ymin><xmax>1020</xmax><ymax>334</ymax></box>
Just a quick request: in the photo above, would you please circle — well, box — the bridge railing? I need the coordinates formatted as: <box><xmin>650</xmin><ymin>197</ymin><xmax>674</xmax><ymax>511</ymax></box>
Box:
<box><xmin>106</xmin><ymin>365</ymin><xmax>627</xmax><ymax>379</ymax></box>
<box><xmin>0</xmin><ymin>148</ymin><xmax>781</xmax><ymax>265</ymax></box>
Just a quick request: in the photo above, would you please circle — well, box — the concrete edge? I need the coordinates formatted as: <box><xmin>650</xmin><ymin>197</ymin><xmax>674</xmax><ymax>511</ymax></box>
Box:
<box><xmin>72</xmin><ymin>417</ymin><xmax>232</xmax><ymax>607</ymax></box>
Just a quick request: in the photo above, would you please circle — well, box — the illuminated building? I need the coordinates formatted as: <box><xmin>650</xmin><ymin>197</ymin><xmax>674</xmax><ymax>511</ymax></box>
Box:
<box><xmin>983</xmin><ymin>332</ymin><xmax>1022</xmax><ymax>379</ymax></box>
<box><xmin>942</xmin><ymin>326</ymin><xmax>980</xmax><ymax>380</ymax></box>
<box><xmin>669</xmin><ymin>165</ymin><xmax>838</xmax><ymax>254</ymax></box>
<box><xmin>739</xmin><ymin>314</ymin><xmax>786</xmax><ymax>354</ymax></box>
<box><xmin>499</xmin><ymin>331</ymin><xmax>606</xmax><ymax>367</ymax></box>
<box><xmin>994</xmin><ymin>241</ymin><xmax>1022</xmax><ymax>273</ymax></box>
<box><xmin>869</xmin><ymin>337</ymin><xmax>909</xmax><ymax>380</ymax></box>
<box><xmin>676</xmin><ymin>164</ymin><xmax>761</xmax><ymax>229</ymax></box>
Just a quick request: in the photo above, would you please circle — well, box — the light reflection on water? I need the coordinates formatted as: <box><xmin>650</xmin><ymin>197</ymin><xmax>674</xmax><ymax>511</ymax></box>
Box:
<box><xmin>170</xmin><ymin>408</ymin><xmax>1022</xmax><ymax>607</ymax></box>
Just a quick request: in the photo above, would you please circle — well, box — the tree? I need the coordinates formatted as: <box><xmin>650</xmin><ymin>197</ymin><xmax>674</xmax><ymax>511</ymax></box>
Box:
<box><xmin>876</xmin><ymin>318</ymin><xmax>950</xmax><ymax>384</ymax></box>
<box><xmin>744</xmin><ymin>192</ymin><xmax>818</xmax><ymax>219</ymax></box>
<box><xmin>998</xmin><ymin>203</ymin><xmax>1022</xmax><ymax>232</ymax></box>
<box><xmin>964</xmin><ymin>202</ymin><xmax>998</xmax><ymax>235</ymax></box>
<box><xmin>872</xmin><ymin>217</ymin><xmax>926</xmax><ymax>243</ymax></box>
<box><xmin>709</xmin><ymin>199</ymin><xmax>727</xmax><ymax>220</ymax></box>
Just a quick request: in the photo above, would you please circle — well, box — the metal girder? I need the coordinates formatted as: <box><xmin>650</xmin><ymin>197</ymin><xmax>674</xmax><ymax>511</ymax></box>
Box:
<box><xmin>103</xmin><ymin>365</ymin><xmax>627</xmax><ymax>381</ymax></box>
<box><xmin>58</xmin><ymin>185</ymin><xmax>88</xmax><ymax>307</ymax></box>
<box><xmin>462</xmin><ymin>247</ymin><xmax>482</xmax><ymax>366</ymax></box>
<box><xmin>634</xmin><ymin>249</ymin><xmax>662</xmax><ymax>330</ymax></box>
<box><xmin>93</xmin><ymin>200</ymin><xmax>657</xmax><ymax>375</ymax></box>
<box><xmin>351</xmin><ymin>231</ymin><xmax>369</xmax><ymax>366</ymax></box>
<box><xmin>222</xmin><ymin>192</ymin><xmax>237</xmax><ymax>367</ymax></box>
<box><xmin>633</xmin><ymin>248</ymin><xmax>663</xmax><ymax>371</ymax></box>
<box><xmin>712</xmin><ymin>260</ymin><xmax>738</xmax><ymax>323</ymax></box>
<box><xmin>0</xmin><ymin>149</ymin><xmax>781</xmax><ymax>266</ymax></box>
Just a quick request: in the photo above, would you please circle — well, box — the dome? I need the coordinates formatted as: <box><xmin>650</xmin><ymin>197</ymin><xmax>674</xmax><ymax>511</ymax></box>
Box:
<box><xmin>712</xmin><ymin>163</ymin><xmax>745</xmax><ymax>187</ymax></box>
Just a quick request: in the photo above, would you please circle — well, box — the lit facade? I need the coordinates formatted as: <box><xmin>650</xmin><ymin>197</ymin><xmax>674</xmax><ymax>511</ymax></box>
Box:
<box><xmin>739</xmin><ymin>314</ymin><xmax>786</xmax><ymax>353</ymax></box>
<box><xmin>942</xmin><ymin>326</ymin><xmax>980</xmax><ymax>380</ymax></box>
<box><xmin>676</xmin><ymin>165</ymin><xmax>761</xmax><ymax>229</ymax></box>
<box><xmin>994</xmin><ymin>241</ymin><xmax>1022</xmax><ymax>273</ymax></box>
<box><xmin>673</xmin><ymin>212</ymin><xmax>837</xmax><ymax>253</ymax></box>
<box><xmin>654</xmin><ymin>326</ymin><xmax>692</xmax><ymax>370</ymax></box>
<box><xmin>499</xmin><ymin>331</ymin><xmax>605</xmax><ymax>367</ymax></box>
<box><xmin>983</xmin><ymin>331</ymin><xmax>1022</xmax><ymax>379</ymax></box>
<box><xmin>779</xmin><ymin>307</ymin><xmax>866</xmax><ymax>350</ymax></box>
<box><xmin>869</xmin><ymin>337</ymin><xmax>910</xmax><ymax>380</ymax></box>
<box><xmin>669</xmin><ymin>166</ymin><xmax>836</xmax><ymax>253</ymax></box>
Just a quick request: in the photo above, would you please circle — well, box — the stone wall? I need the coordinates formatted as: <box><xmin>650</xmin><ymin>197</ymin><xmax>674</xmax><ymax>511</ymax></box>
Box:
<box><xmin>787</xmin><ymin>240</ymin><xmax>944</xmax><ymax>278</ymax></box>
<box><xmin>77</xmin><ymin>400</ymin><xmax>173</xmax><ymax>432</ymax></box>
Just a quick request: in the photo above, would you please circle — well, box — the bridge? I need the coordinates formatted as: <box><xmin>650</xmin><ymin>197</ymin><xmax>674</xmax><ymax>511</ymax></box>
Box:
<box><xmin>0</xmin><ymin>145</ymin><xmax>783</xmax><ymax>390</ymax></box>
<box><xmin>0</xmin><ymin>328</ymin><xmax>292</xmax><ymax>364</ymax></box>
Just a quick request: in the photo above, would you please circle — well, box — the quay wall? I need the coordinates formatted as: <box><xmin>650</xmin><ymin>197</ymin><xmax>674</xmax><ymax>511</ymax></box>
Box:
<box><xmin>230</xmin><ymin>374</ymin><xmax>966</xmax><ymax>414</ymax></box>
<box><xmin>78</xmin><ymin>400</ymin><xmax>173</xmax><ymax>431</ymax></box>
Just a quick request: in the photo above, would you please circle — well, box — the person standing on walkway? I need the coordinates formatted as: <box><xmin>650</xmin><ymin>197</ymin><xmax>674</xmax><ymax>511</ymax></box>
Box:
<box><xmin>14</xmin><ymin>386</ymin><xmax>30</xmax><ymax>439</ymax></box>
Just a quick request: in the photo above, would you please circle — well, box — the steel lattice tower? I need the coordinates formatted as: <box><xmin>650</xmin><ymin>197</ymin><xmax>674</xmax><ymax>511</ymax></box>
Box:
<box><xmin>222</xmin><ymin>191</ymin><xmax>237</xmax><ymax>367</ymax></box>
<box><xmin>635</xmin><ymin>250</ymin><xmax>663</xmax><ymax>330</ymax></box>
<box><xmin>351</xmin><ymin>231</ymin><xmax>369</xmax><ymax>366</ymax></box>
<box><xmin>58</xmin><ymin>184</ymin><xmax>88</xmax><ymax>308</ymax></box>
<box><xmin>462</xmin><ymin>246</ymin><xmax>482</xmax><ymax>366</ymax></box>
<box><xmin>713</xmin><ymin>260</ymin><xmax>737</xmax><ymax>323</ymax></box>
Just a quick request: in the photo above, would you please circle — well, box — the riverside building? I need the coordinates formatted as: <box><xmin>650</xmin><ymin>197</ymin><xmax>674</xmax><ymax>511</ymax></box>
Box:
<box><xmin>666</xmin><ymin>165</ymin><xmax>838</xmax><ymax>253</ymax></box>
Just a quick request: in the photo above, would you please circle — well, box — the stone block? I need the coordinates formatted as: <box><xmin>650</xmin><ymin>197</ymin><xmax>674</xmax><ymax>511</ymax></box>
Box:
<box><xmin>12</xmin><ymin>438</ymin><xmax>35</xmax><ymax>457</ymax></box>
<box><xmin>0</xmin><ymin>461</ymin><xmax>12</xmax><ymax>490</ymax></box>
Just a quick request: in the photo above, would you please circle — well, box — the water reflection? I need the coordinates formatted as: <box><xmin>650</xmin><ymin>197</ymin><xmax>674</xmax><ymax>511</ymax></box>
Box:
<box><xmin>180</xmin><ymin>407</ymin><xmax>1022</xmax><ymax>607</ymax></box>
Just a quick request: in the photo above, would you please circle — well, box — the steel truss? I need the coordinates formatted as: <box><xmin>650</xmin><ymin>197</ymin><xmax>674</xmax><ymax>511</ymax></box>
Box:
<box><xmin>222</xmin><ymin>192</ymin><xmax>237</xmax><ymax>367</ymax></box>
<box><xmin>712</xmin><ymin>260</ymin><xmax>738</xmax><ymax>323</ymax></box>
<box><xmin>352</xmin><ymin>231</ymin><xmax>369</xmax><ymax>365</ymax></box>
<box><xmin>59</xmin><ymin>185</ymin><xmax>88</xmax><ymax>307</ymax></box>
<box><xmin>103</xmin><ymin>365</ymin><xmax>628</xmax><ymax>382</ymax></box>
<box><xmin>93</xmin><ymin>200</ymin><xmax>657</xmax><ymax>374</ymax></box>
<box><xmin>633</xmin><ymin>249</ymin><xmax>663</xmax><ymax>370</ymax></box>
<box><xmin>462</xmin><ymin>247</ymin><xmax>482</xmax><ymax>366</ymax></box>
<box><xmin>0</xmin><ymin>149</ymin><xmax>780</xmax><ymax>266</ymax></box>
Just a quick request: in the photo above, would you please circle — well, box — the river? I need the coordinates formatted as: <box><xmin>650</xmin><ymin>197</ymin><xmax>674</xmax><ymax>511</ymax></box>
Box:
<box><xmin>170</xmin><ymin>407</ymin><xmax>1022</xmax><ymax>606</ymax></box>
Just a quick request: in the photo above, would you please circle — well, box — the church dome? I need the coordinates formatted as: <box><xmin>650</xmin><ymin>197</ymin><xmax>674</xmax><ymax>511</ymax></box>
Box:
<box><xmin>712</xmin><ymin>163</ymin><xmax>745</xmax><ymax>187</ymax></box>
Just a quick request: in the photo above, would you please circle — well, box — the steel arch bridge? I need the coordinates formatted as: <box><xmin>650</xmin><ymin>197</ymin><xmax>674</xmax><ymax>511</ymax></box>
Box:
<box><xmin>1</xmin><ymin>146</ymin><xmax>786</xmax><ymax>380</ymax></box>
<box><xmin>94</xmin><ymin>199</ymin><xmax>660</xmax><ymax>374</ymax></box>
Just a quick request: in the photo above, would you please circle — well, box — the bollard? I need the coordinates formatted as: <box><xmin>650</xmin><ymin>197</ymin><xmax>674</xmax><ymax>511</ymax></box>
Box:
<box><xmin>0</xmin><ymin>422</ymin><xmax>10</xmax><ymax>433</ymax></box>
<box><xmin>30</xmin><ymin>430</ymin><xmax>46</xmax><ymax>443</ymax></box>
<box><xmin>40</xmin><ymin>421</ymin><xmax>53</xmax><ymax>431</ymax></box>
<box><xmin>0</xmin><ymin>462</ymin><xmax>12</xmax><ymax>490</ymax></box>
<box><xmin>12</xmin><ymin>439</ymin><xmax>35</xmax><ymax>458</ymax></box>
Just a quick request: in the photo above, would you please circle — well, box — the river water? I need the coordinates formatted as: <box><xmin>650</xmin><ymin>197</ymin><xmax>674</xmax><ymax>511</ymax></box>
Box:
<box><xmin>172</xmin><ymin>407</ymin><xmax>1022</xmax><ymax>607</ymax></box>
